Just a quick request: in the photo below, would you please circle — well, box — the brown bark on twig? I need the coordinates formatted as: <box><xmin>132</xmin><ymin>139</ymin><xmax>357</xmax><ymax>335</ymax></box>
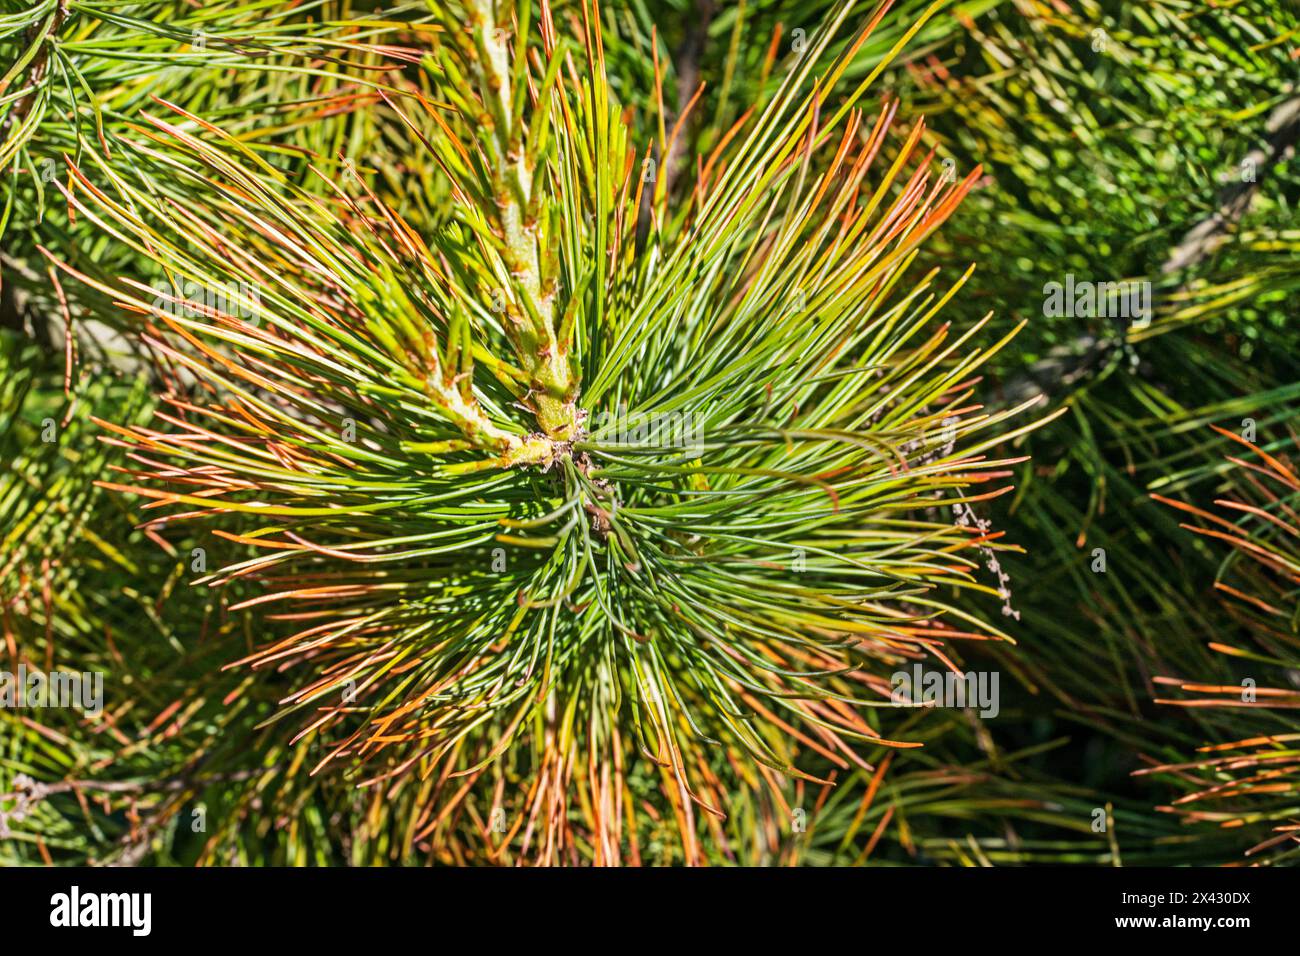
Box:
<box><xmin>1000</xmin><ymin>92</ymin><xmax>1300</xmax><ymax>406</ymax></box>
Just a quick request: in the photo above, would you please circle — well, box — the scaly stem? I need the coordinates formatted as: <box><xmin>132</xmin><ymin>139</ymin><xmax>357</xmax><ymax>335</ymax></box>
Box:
<box><xmin>467</xmin><ymin>0</ymin><xmax>579</xmax><ymax>442</ymax></box>
<box><xmin>420</xmin><ymin>337</ymin><xmax>557</xmax><ymax>468</ymax></box>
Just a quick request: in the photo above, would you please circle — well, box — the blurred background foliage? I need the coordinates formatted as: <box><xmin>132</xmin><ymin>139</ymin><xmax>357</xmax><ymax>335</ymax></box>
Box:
<box><xmin>2</xmin><ymin>0</ymin><xmax>1298</xmax><ymax>864</ymax></box>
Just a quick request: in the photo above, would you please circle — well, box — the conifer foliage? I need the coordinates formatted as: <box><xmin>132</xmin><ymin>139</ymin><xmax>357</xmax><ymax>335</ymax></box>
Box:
<box><xmin>2</xmin><ymin>0</ymin><xmax>1296</xmax><ymax>867</ymax></box>
<box><xmin>41</xmin><ymin>0</ymin><xmax>1048</xmax><ymax>862</ymax></box>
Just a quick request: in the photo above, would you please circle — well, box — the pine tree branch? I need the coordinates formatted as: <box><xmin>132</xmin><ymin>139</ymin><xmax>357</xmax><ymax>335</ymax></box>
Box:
<box><xmin>467</xmin><ymin>0</ymin><xmax>578</xmax><ymax>442</ymax></box>
<box><xmin>1161</xmin><ymin>93</ymin><xmax>1300</xmax><ymax>276</ymax></box>
<box><xmin>999</xmin><ymin>91</ymin><xmax>1300</xmax><ymax>407</ymax></box>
